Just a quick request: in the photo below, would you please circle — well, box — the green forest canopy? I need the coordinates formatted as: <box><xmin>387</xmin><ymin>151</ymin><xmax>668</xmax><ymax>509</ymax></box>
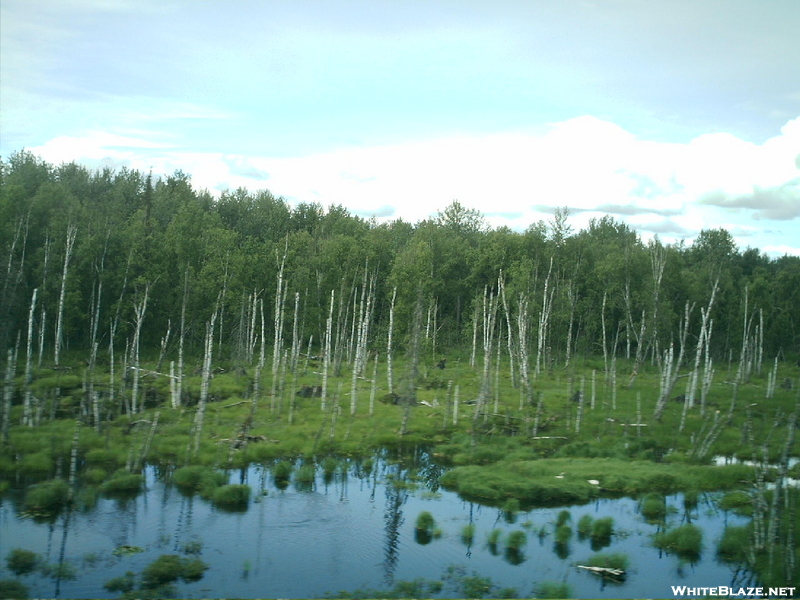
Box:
<box><xmin>2</xmin><ymin>150</ymin><xmax>799</xmax><ymax>365</ymax></box>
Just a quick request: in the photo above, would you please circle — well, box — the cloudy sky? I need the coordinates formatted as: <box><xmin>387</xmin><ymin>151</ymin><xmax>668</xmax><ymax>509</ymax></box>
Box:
<box><xmin>2</xmin><ymin>0</ymin><xmax>799</xmax><ymax>254</ymax></box>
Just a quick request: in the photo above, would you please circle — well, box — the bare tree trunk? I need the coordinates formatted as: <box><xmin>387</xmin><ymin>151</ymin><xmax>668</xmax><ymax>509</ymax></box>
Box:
<box><xmin>387</xmin><ymin>287</ymin><xmax>396</xmax><ymax>395</ymax></box>
<box><xmin>687</xmin><ymin>277</ymin><xmax>718</xmax><ymax>411</ymax></box>
<box><xmin>130</xmin><ymin>284</ymin><xmax>150</xmax><ymax>414</ymax></box>
<box><xmin>22</xmin><ymin>288</ymin><xmax>37</xmax><ymax>426</ymax></box>
<box><xmin>322</xmin><ymin>290</ymin><xmax>334</xmax><ymax>412</ymax></box>
<box><xmin>193</xmin><ymin>310</ymin><xmax>218</xmax><ymax>457</ymax></box>
<box><xmin>2</xmin><ymin>342</ymin><xmax>20</xmax><ymax>444</ymax></box>
<box><xmin>655</xmin><ymin>301</ymin><xmax>694</xmax><ymax>422</ymax></box>
<box><xmin>498</xmin><ymin>271</ymin><xmax>516</xmax><ymax>388</ymax></box>
<box><xmin>54</xmin><ymin>224</ymin><xmax>77</xmax><ymax>366</ymax></box>
<box><xmin>535</xmin><ymin>257</ymin><xmax>554</xmax><ymax>379</ymax></box>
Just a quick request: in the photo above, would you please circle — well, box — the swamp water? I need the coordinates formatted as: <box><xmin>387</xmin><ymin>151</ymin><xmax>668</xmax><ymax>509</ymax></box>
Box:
<box><xmin>1</xmin><ymin>452</ymin><xmax>754</xmax><ymax>599</ymax></box>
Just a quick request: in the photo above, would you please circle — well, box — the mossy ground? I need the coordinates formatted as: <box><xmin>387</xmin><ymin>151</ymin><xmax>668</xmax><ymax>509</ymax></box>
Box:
<box><xmin>1</xmin><ymin>351</ymin><xmax>797</xmax><ymax>510</ymax></box>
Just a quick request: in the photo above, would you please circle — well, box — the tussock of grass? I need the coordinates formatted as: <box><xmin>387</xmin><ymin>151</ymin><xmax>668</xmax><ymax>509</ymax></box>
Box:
<box><xmin>653</xmin><ymin>524</ymin><xmax>703</xmax><ymax>560</ymax></box>
<box><xmin>586</xmin><ymin>552</ymin><xmax>629</xmax><ymax>570</ymax></box>
<box><xmin>211</xmin><ymin>484</ymin><xmax>250</xmax><ymax>510</ymax></box>
<box><xmin>24</xmin><ymin>479</ymin><xmax>69</xmax><ymax>514</ymax></box>
<box><xmin>640</xmin><ymin>493</ymin><xmax>667</xmax><ymax>521</ymax></box>
<box><xmin>99</xmin><ymin>472</ymin><xmax>144</xmax><ymax>494</ymax></box>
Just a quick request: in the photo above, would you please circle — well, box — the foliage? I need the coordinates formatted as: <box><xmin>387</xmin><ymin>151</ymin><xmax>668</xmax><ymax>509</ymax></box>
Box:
<box><xmin>586</xmin><ymin>552</ymin><xmax>629</xmax><ymax>570</ymax></box>
<box><xmin>0</xmin><ymin>579</ymin><xmax>29</xmax><ymax>599</ymax></box>
<box><xmin>535</xmin><ymin>581</ymin><xmax>572</xmax><ymax>599</ymax></box>
<box><xmin>211</xmin><ymin>484</ymin><xmax>250</xmax><ymax>510</ymax></box>
<box><xmin>652</xmin><ymin>524</ymin><xmax>703</xmax><ymax>560</ymax></box>
<box><xmin>5</xmin><ymin>550</ymin><xmax>39</xmax><ymax>576</ymax></box>
<box><xmin>23</xmin><ymin>479</ymin><xmax>69</xmax><ymax>515</ymax></box>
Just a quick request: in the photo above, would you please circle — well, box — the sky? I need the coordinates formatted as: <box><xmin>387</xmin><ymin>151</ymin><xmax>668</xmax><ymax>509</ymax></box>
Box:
<box><xmin>2</xmin><ymin>0</ymin><xmax>799</xmax><ymax>255</ymax></box>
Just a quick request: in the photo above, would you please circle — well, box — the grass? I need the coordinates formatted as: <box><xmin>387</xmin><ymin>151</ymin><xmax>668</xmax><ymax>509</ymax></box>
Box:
<box><xmin>99</xmin><ymin>472</ymin><xmax>144</xmax><ymax>494</ymax></box>
<box><xmin>577</xmin><ymin>514</ymin><xmax>593</xmax><ymax>538</ymax></box>
<box><xmin>536</xmin><ymin>581</ymin><xmax>572</xmax><ymax>599</ymax></box>
<box><xmin>653</xmin><ymin>524</ymin><xmax>703</xmax><ymax>560</ymax></box>
<box><xmin>23</xmin><ymin>479</ymin><xmax>69</xmax><ymax>515</ymax></box>
<box><xmin>211</xmin><ymin>484</ymin><xmax>251</xmax><ymax>510</ymax></box>
<box><xmin>640</xmin><ymin>493</ymin><xmax>667</xmax><ymax>521</ymax></box>
<box><xmin>460</xmin><ymin>523</ymin><xmax>476</xmax><ymax>546</ymax></box>
<box><xmin>586</xmin><ymin>552</ymin><xmax>629</xmax><ymax>570</ymax></box>
<box><xmin>5</xmin><ymin>549</ymin><xmax>39</xmax><ymax>576</ymax></box>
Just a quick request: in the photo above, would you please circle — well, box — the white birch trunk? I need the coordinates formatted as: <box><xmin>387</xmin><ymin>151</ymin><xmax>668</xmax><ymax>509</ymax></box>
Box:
<box><xmin>54</xmin><ymin>224</ymin><xmax>77</xmax><ymax>366</ymax></box>
<box><xmin>387</xmin><ymin>287</ymin><xmax>396</xmax><ymax>395</ymax></box>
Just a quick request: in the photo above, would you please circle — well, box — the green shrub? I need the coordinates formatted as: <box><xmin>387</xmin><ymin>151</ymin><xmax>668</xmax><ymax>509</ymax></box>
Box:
<box><xmin>24</xmin><ymin>479</ymin><xmax>69</xmax><ymax>514</ymax></box>
<box><xmin>6</xmin><ymin>549</ymin><xmax>39</xmax><ymax>576</ymax></box>
<box><xmin>211</xmin><ymin>484</ymin><xmax>250</xmax><ymax>510</ymax></box>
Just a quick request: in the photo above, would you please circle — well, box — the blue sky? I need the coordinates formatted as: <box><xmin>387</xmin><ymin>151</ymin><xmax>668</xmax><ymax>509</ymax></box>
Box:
<box><xmin>2</xmin><ymin>0</ymin><xmax>799</xmax><ymax>254</ymax></box>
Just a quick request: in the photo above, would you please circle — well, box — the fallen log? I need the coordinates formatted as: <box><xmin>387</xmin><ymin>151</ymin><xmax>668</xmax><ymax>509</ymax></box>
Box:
<box><xmin>577</xmin><ymin>565</ymin><xmax>626</xmax><ymax>580</ymax></box>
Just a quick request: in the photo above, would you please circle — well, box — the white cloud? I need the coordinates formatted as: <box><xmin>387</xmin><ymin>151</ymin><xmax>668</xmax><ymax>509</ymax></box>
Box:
<box><xmin>26</xmin><ymin>114</ymin><xmax>800</xmax><ymax>252</ymax></box>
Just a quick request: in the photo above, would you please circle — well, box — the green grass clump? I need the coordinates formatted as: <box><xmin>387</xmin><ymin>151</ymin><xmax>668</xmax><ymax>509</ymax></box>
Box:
<box><xmin>0</xmin><ymin>579</ymin><xmax>30</xmax><ymax>599</ymax></box>
<box><xmin>502</xmin><ymin>497</ymin><xmax>521</xmax><ymax>522</ymax></box>
<box><xmin>273</xmin><ymin>460</ymin><xmax>293</xmax><ymax>481</ymax></box>
<box><xmin>586</xmin><ymin>552</ymin><xmax>629</xmax><ymax>570</ymax></box>
<box><xmin>536</xmin><ymin>581</ymin><xmax>572</xmax><ymax>598</ymax></box>
<box><xmin>719</xmin><ymin>490</ymin><xmax>753</xmax><ymax>515</ymax></box>
<box><xmin>141</xmin><ymin>554</ymin><xmax>209</xmax><ymax>589</ymax></box>
<box><xmin>556</xmin><ymin>510</ymin><xmax>571</xmax><ymax>527</ymax></box>
<box><xmin>103</xmin><ymin>571</ymin><xmax>136</xmax><ymax>593</ymax></box>
<box><xmin>716</xmin><ymin>526</ymin><xmax>750</xmax><ymax>564</ymax></box>
<box><xmin>505</xmin><ymin>530</ymin><xmax>527</xmax><ymax>550</ymax></box>
<box><xmin>590</xmin><ymin>517</ymin><xmax>614</xmax><ymax>545</ymax></box>
<box><xmin>295</xmin><ymin>465</ymin><xmax>316</xmax><ymax>483</ymax></box>
<box><xmin>653</xmin><ymin>524</ymin><xmax>703</xmax><ymax>560</ymax></box>
<box><xmin>99</xmin><ymin>472</ymin><xmax>144</xmax><ymax>494</ymax></box>
<box><xmin>5</xmin><ymin>549</ymin><xmax>39</xmax><ymax>576</ymax></box>
<box><xmin>173</xmin><ymin>466</ymin><xmax>227</xmax><ymax>496</ymax></box>
<box><xmin>415</xmin><ymin>511</ymin><xmax>435</xmax><ymax>531</ymax></box>
<box><xmin>555</xmin><ymin>524</ymin><xmax>572</xmax><ymax>544</ymax></box>
<box><xmin>577</xmin><ymin>514</ymin><xmax>593</xmax><ymax>538</ymax></box>
<box><xmin>640</xmin><ymin>493</ymin><xmax>666</xmax><ymax>521</ymax></box>
<box><xmin>683</xmin><ymin>489</ymin><xmax>700</xmax><ymax>510</ymax></box>
<box><xmin>23</xmin><ymin>479</ymin><xmax>69</xmax><ymax>515</ymax></box>
<box><xmin>460</xmin><ymin>523</ymin><xmax>476</xmax><ymax>546</ymax></box>
<box><xmin>211</xmin><ymin>484</ymin><xmax>250</xmax><ymax>510</ymax></box>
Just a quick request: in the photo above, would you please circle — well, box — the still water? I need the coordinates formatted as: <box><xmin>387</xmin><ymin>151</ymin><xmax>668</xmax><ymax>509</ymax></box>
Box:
<box><xmin>1</xmin><ymin>451</ymin><xmax>753</xmax><ymax>599</ymax></box>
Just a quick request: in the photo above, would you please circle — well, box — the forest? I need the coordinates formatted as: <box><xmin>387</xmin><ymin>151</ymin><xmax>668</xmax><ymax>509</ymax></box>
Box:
<box><xmin>1</xmin><ymin>149</ymin><xmax>799</xmax><ymax>597</ymax></box>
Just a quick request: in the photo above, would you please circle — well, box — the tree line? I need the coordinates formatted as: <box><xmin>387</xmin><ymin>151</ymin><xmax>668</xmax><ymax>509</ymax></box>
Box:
<box><xmin>2</xmin><ymin>150</ymin><xmax>799</xmax><ymax>372</ymax></box>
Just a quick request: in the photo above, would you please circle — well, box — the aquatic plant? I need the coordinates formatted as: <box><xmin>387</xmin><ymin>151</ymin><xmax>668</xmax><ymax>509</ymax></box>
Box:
<box><xmin>0</xmin><ymin>579</ymin><xmax>30</xmax><ymax>599</ymax></box>
<box><xmin>719</xmin><ymin>490</ymin><xmax>753</xmax><ymax>515</ymax></box>
<box><xmin>502</xmin><ymin>497</ymin><xmax>520</xmax><ymax>523</ymax></box>
<box><xmin>211</xmin><ymin>484</ymin><xmax>251</xmax><ymax>510</ymax></box>
<box><xmin>99</xmin><ymin>472</ymin><xmax>143</xmax><ymax>494</ymax></box>
<box><xmin>640</xmin><ymin>493</ymin><xmax>667</xmax><ymax>521</ymax></box>
<box><xmin>555</xmin><ymin>524</ymin><xmax>572</xmax><ymax>544</ymax></box>
<box><xmin>141</xmin><ymin>554</ymin><xmax>209</xmax><ymax>589</ymax></box>
<box><xmin>535</xmin><ymin>581</ymin><xmax>572</xmax><ymax>598</ymax></box>
<box><xmin>103</xmin><ymin>571</ymin><xmax>136</xmax><ymax>593</ymax></box>
<box><xmin>5</xmin><ymin>549</ymin><xmax>39</xmax><ymax>576</ymax></box>
<box><xmin>556</xmin><ymin>510</ymin><xmax>571</xmax><ymax>527</ymax></box>
<box><xmin>586</xmin><ymin>552</ymin><xmax>629</xmax><ymax>570</ymax></box>
<box><xmin>576</xmin><ymin>514</ymin><xmax>593</xmax><ymax>538</ymax></box>
<box><xmin>653</xmin><ymin>524</ymin><xmax>703</xmax><ymax>560</ymax></box>
<box><xmin>415</xmin><ymin>510</ymin><xmax>435</xmax><ymax>531</ymax></box>
<box><xmin>460</xmin><ymin>523</ymin><xmax>475</xmax><ymax>545</ymax></box>
<box><xmin>181</xmin><ymin>541</ymin><xmax>203</xmax><ymax>555</ymax></box>
<box><xmin>273</xmin><ymin>460</ymin><xmax>293</xmax><ymax>481</ymax></box>
<box><xmin>590</xmin><ymin>517</ymin><xmax>614</xmax><ymax>548</ymax></box>
<box><xmin>716</xmin><ymin>526</ymin><xmax>749</xmax><ymax>564</ymax></box>
<box><xmin>173</xmin><ymin>466</ymin><xmax>227</xmax><ymax>497</ymax></box>
<box><xmin>505</xmin><ymin>530</ymin><xmax>527</xmax><ymax>550</ymax></box>
<box><xmin>683</xmin><ymin>489</ymin><xmax>700</xmax><ymax>510</ymax></box>
<box><xmin>23</xmin><ymin>479</ymin><xmax>69</xmax><ymax>515</ymax></box>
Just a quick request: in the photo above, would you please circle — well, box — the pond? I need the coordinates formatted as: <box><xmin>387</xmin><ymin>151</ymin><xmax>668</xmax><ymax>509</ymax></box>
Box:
<box><xmin>1</xmin><ymin>450</ymin><xmax>755</xmax><ymax>599</ymax></box>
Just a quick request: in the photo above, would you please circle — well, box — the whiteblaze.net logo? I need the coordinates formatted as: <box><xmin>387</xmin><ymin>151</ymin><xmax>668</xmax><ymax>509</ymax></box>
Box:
<box><xmin>671</xmin><ymin>586</ymin><xmax>797</xmax><ymax>597</ymax></box>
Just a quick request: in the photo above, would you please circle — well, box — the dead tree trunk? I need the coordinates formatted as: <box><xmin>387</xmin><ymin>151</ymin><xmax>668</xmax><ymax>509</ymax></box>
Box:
<box><xmin>54</xmin><ymin>224</ymin><xmax>77</xmax><ymax>366</ymax></box>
